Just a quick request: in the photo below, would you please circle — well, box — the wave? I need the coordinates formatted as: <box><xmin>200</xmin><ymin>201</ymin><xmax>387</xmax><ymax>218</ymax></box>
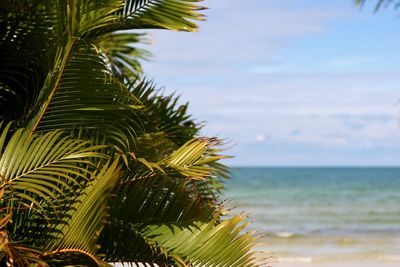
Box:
<box><xmin>278</xmin><ymin>256</ymin><xmax>313</xmax><ymax>263</ymax></box>
<box><xmin>273</xmin><ymin>253</ymin><xmax>400</xmax><ymax>264</ymax></box>
<box><xmin>378</xmin><ymin>255</ymin><xmax>400</xmax><ymax>261</ymax></box>
<box><xmin>275</xmin><ymin>232</ymin><xmax>298</xmax><ymax>238</ymax></box>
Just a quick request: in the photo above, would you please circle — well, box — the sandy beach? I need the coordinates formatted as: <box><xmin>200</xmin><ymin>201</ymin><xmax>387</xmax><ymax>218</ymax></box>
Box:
<box><xmin>254</xmin><ymin>253</ymin><xmax>400</xmax><ymax>267</ymax></box>
<box><xmin>228</xmin><ymin>168</ymin><xmax>400</xmax><ymax>267</ymax></box>
<box><xmin>275</xmin><ymin>260</ymin><xmax>400</xmax><ymax>267</ymax></box>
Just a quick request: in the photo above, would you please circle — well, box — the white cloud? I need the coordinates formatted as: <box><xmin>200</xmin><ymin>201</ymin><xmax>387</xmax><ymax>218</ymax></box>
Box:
<box><xmin>256</xmin><ymin>134</ymin><xmax>266</xmax><ymax>142</ymax></box>
<box><xmin>143</xmin><ymin>0</ymin><xmax>345</xmax><ymax>78</ymax></box>
<box><xmin>188</xmin><ymin>82</ymin><xmax>400</xmax><ymax>149</ymax></box>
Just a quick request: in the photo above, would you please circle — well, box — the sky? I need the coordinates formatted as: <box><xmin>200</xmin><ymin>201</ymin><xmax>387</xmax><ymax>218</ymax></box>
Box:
<box><xmin>140</xmin><ymin>0</ymin><xmax>400</xmax><ymax>166</ymax></box>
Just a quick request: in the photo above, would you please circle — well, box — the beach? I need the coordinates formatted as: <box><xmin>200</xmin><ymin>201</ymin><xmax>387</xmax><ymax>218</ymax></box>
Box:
<box><xmin>254</xmin><ymin>252</ymin><xmax>400</xmax><ymax>267</ymax></box>
<box><xmin>225</xmin><ymin>167</ymin><xmax>400</xmax><ymax>267</ymax></box>
<box><xmin>276</xmin><ymin>261</ymin><xmax>400</xmax><ymax>267</ymax></box>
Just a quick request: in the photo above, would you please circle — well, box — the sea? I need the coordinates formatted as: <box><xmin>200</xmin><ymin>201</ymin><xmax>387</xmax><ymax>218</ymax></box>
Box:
<box><xmin>223</xmin><ymin>167</ymin><xmax>400</xmax><ymax>265</ymax></box>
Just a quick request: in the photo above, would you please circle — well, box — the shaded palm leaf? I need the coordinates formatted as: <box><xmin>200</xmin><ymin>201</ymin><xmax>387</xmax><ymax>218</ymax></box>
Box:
<box><xmin>97</xmin><ymin>176</ymin><xmax>215</xmax><ymax>264</ymax></box>
<box><xmin>0</xmin><ymin>9</ymin><xmax>55</xmax><ymax>124</ymax></box>
<box><xmin>0</xmin><ymin>232</ymin><xmax>48</xmax><ymax>267</ymax></box>
<box><xmin>99</xmin><ymin>219</ymin><xmax>173</xmax><ymax>266</ymax></box>
<box><xmin>96</xmin><ymin>32</ymin><xmax>151</xmax><ymax>80</ymax></box>
<box><xmin>130</xmin><ymin>80</ymin><xmax>199</xmax><ymax>146</ymax></box>
<box><xmin>27</xmin><ymin>40</ymin><xmax>143</xmax><ymax>152</ymax></box>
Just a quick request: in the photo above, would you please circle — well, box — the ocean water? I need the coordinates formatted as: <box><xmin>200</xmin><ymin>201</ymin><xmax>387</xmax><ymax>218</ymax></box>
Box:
<box><xmin>224</xmin><ymin>167</ymin><xmax>400</xmax><ymax>264</ymax></box>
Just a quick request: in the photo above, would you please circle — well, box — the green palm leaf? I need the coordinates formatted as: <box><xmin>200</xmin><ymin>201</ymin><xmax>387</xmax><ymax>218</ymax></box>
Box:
<box><xmin>130</xmin><ymin>80</ymin><xmax>199</xmax><ymax>146</ymax></box>
<box><xmin>0</xmin><ymin>9</ymin><xmax>55</xmax><ymax>124</ymax></box>
<box><xmin>97</xmin><ymin>176</ymin><xmax>215</xmax><ymax>265</ymax></box>
<box><xmin>49</xmin><ymin>159</ymin><xmax>121</xmax><ymax>253</ymax></box>
<box><xmin>163</xmin><ymin>138</ymin><xmax>226</xmax><ymax>177</ymax></box>
<box><xmin>0</xmin><ymin>123</ymin><xmax>108</xmax><ymax>265</ymax></box>
<box><xmin>0</xmin><ymin>123</ymin><xmax>106</xmax><ymax>214</ymax></box>
<box><xmin>96</xmin><ymin>32</ymin><xmax>151</xmax><ymax>79</ymax></box>
<box><xmin>27</xmin><ymin>40</ymin><xmax>143</xmax><ymax>152</ymax></box>
<box><xmin>117</xmin><ymin>0</ymin><xmax>205</xmax><ymax>32</ymax></box>
<box><xmin>139</xmin><ymin>215</ymin><xmax>258</xmax><ymax>267</ymax></box>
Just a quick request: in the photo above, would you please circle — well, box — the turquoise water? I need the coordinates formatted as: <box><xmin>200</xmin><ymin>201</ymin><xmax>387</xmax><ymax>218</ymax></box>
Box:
<box><xmin>224</xmin><ymin>167</ymin><xmax>400</xmax><ymax>263</ymax></box>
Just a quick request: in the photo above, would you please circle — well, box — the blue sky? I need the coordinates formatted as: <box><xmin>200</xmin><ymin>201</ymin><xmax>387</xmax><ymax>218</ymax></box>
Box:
<box><xmin>141</xmin><ymin>0</ymin><xmax>400</xmax><ymax>166</ymax></box>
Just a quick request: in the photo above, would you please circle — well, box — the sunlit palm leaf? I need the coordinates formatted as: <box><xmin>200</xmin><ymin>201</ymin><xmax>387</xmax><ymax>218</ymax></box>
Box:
<box><xmin>161</xmin><ymin>138</ymin><xmax>229</xmax><ymax>206</ymax></box>
<box><xmin>0</xmin><ymin>124</ymin><xmax>106</xmax><ymax>214</ymax></box>
<box><xmin>0</xmin><ymin>123</ymin><xmax>108</xmax><ymax>265</ymax></box>
<box><xmin>49</xmin><ymin>159</ymin><xmax>121</xmax><ymax>253</ymax></box>
<box><xmin>163</xmin><ymin>138</ymin><xmax>226</xmax><ymax>178</ymax></box>
<box><xmin>116</xmin><ymin>0</ymin><xmax>205</xmax><ymax>32</ymax></box>
<box><xmin>141</xmin><ymin>215</ymin><xmax>257</xmax><ymax>267</ymax></box>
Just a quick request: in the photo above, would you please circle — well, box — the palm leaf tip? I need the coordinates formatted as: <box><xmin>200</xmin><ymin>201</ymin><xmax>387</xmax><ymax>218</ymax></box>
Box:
<box><xmin>119</xmin><ymin>0</ymin><xmax>206</xmax><ymax>32</ymax></box>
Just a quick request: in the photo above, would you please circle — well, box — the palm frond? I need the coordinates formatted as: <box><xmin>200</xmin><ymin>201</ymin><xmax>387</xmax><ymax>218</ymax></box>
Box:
<box><xmin>130</xmin><ymin>80</ymin><xmax>200</xmax><ymax>146</ymax></box>
<box><xmin>116</xmin><ymin>0</ymin><xmax>205</xmax><ymax>32</ymax></box>
<box><xmin>141</xmin><ymin>215</ymin><xmax>258</xmax><ymax>267</ymax></box>
<box><xmin>0</xmin><ymin>233</ymin><xmax>47</xmax><ymax>267</ymax></box>
<box><xmin>99</xmin><ymin>219</ymin><xmax>173</xmax><ymax>266</ymax></box>
<box><xmin>41</xmin><ymin>249</ymin><xmax>106</xmax><ymax>267</ymax></box>
<box><xmin>97</xmin><ymin>177</ymin><xmax>215</xmax><ymax>264</ymax></box>
<box><xmin>124</xmin><ymin>136</ymin><xmax>228</xmax><ymax>212</ymax></box>
<box><xmin>0</xmin><ymin>8</ymin><xmax>55</xmax><ymax>124</ymax></box>
<box><xmin>96</xmin><ymin>32</ymin><xmax>151</xmax><ymax>80</ymax></box>
<box><xmin>27</xmin><ymin>41</ymin><xmax>143</xmax><ymax>152</ymax></box>
<box><xmin>137</xmin><ymin>137</ymin><xmax>228</xmax><ymax>209</ymax></box>
<box><xmin>163</xmin><ymin>138</ymin><xmax>226</xmax><ymax>178</ymax></box>
<box><xmin>0</xmin><ymin>124</ymin><xmax>106</xmax><ymax>216</ymax></box>
<box><xmin>98</xmin><ymin>138</ymin><xmax>230</xmax><ymax>265</ymax></box>
<box><xmin>0</xmin><ymin>129</ymin><xmax>107</xmax><ymax>251</ymax></box>
<box><xmin>49</xmin><ymin>159</ymin><xmax>121</xmax><ymax>253</ymax></box>
<box><xmin>108</xmin><ymin>175</ymin><xmax>215</xmax><ymax>225</ymax></box>
<box><xmin>162</xmin><ymin>138</ymin><xmax>229</xmax><ymax>207</ymax></box>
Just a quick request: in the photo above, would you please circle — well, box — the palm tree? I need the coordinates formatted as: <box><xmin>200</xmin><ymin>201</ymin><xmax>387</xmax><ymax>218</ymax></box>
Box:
<box><xmin>0</xmin><ymin>0</ymin><xmax>260</xmax><ymax>266</ymax></box>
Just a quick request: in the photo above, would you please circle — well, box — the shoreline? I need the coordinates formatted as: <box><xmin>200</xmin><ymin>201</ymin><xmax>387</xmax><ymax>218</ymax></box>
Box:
<box><xmin>254</xmin><ymin>252</ymin><xmax>400</xmax><ymax>267</ymax></box>
<box><xmin>275</xmin><ymin>261</ymin><xmax>400</xmax><ymax>267</ymax></box>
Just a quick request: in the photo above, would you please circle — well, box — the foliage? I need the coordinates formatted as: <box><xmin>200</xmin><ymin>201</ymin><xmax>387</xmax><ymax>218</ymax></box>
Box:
<box><xmin>0</xmin><ymin>0</ymin><xmax>260</xmax><ymax>266</ymax></box>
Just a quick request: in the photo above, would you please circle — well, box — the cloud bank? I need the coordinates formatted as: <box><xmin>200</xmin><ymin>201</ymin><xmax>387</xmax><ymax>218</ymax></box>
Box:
<box><xmin>141</xmin><ymin>0</ymin><xmax>400</xmax><ymax>166</ymax></box>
